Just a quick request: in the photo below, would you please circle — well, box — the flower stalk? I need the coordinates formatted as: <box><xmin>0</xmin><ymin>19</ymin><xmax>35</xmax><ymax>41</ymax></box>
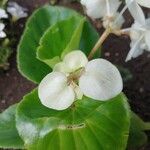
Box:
<box><xmin>88</xmin><ymin>26</ymin><xmax>132</xmax><ymax>60</ymax></box>
<box><xmin>88</xmin><ymin>28</ymin><xmax>111</xmax><ymax>60</ymax></box>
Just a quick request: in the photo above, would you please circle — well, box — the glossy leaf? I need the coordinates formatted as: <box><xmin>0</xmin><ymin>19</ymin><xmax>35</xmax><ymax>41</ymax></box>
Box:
<box><xmin>127</xmin><ymin>112</ymin><xmax>148</xmax><ymax>150</ymax></box>
<box><xmin>37</xmin><ymin>16</ymin><xmax>85</xmax><ymax>68</ymax></box>
<box><xmin>0</xmin><ymin>104</ymin><xmax>24</xmax><ymax>149</ymax></box>
<box><xmin>16</xmin><ymin>89</ymin><xmax>130</xmax><ymax>150</ymax></box>
<box><xmin>17</xmin><ymin>5</ymin><xmax>99</xmax><ymax>83</ymax></box>
<box><xmin>79</xmin><ymin>21</ymin><xmax>100</xmax><ymax>58</ymax></box>
<box><xmin>17</xmin><ymin>5</ymin><xmax>81</xmax><ymax>83</ymax></box>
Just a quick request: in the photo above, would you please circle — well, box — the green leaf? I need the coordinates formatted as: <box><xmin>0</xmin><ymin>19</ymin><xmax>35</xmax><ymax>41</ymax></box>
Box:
<box><xmin>17</xmin><ymin>5</ymin><xmax>81</xmax><ymax>84</ymax></box>
<box><xmin>79</xmin><ymin>21</ymin><xmax>100</xmax><ymax>58</ymax></box>
<box><xmin>37</xmin><ymin>16</ymin><xmax>85</xmax><ymax>68</ymax></box>
<box><xmin>0</xmin><ymin>46</ymin><xmax>12</xmax><ymax>70</ymax></box>
<box><xmin>16</xmin><ymin>89</ymin><xmax>130</xmax><ymax>150</ymax></box>
<box><xmin>37</xmin><ymin>16</ymin><xmax>100</xmax><ymax>68</ymax></box>
<box><xmin>18</xmin><ymin>5</ymin><xmax>99</xmax><ymax>83</ymax></box>
<box><xmin>0</xmin><ymin>104</ymin><xmax>24</xmax><ymax>149</ymax></box>
<box><xmin>127</xmin><ymin>112</ymin><xmax>148</xmax><ymax>150</ymax></box>
<box><xmin>0</xmin><ymin>0</ymin><xmax>8</xmax><ymax>7</ymax></box>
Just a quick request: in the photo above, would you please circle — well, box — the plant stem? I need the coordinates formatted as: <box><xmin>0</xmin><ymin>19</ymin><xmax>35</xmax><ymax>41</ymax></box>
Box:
<box><xmin>112</xmin><ymin>28</ymin><xmax>131</xmax><ymax>36</ymax></box>
<box><xmin>144</xmin><ymin>122</ymin><xmax>150</xmax><ymax>131</ymax></box>
<box><xmin>88</xmin><ymin>29</ymin><xmax>110</xmax><ymax>60</ymax></box>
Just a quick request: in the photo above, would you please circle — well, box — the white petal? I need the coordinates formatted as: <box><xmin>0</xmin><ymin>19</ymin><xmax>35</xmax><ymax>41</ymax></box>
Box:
<box><xmin>0</xmin><ymin>23</ymin><xmax>5</xmax><ymax>31</ymax></box>
<box><xmin>108</xmin><ymin>0</ymin><xmax>121</xmax><ymax>15</ymax></box>
<box><xmin>0</xmin><ymin>8</ymin><xmax>8</xmax><ymax>19</ymax></box>
<box><xmin>136</xmin><ymin>0</ymin><xmax>150</xmax><ymax>8</ymax></box>
<box><xmin>81</xmin><ymin>0</ymin><xmax>106</xmax><ymax>19</ymax></box>
<box><xmin>63</xmin><ymin>50</ymin><xmax>88</xmax><ymax>73</ymax></box>
<box><xmin>7</xmin><ymin>7</ymin><xmax>17</xmax><ymax>17</ymax></box>
<box><xmin>0</xmin><ymin>23</ymin><xmax>6</xmax><ymax>38</ymax></box>
<box><xmin>126</xmin><ymin>0</ymin><xmax>145</xmax><ymax>25</ymax></box>
<box><xmin>115</xmin><ymin>14</ymin><xmax>125</xmax><ymax>29</ymax></box>
<box><xmin>53</xmin><ymin>62</ymin><xmax>70</xmax><ymax>74</ymax></box>
<box><xmin>145</xmin><ymin>31</ymin><xmax>150</xmax><ymax>50</ymax></box>
<box><xmin>126</xmin><ymin>35</ymin><xmax>144</xmax><ymax>61</ymax></box>
<box><xmin>130</xmin><ymin>23</ymin><xmax>143</xmax><ymax>39</ymax></box>
<box><xmin>0</xmin><ymin>31</ymin><xmax>6</xmax><ymax>38</ymax></box>
<box><xmin>81</xmin><ymin>0</ymin><xmax>120</xmax><ymax>19</ymax></box>
<box><xmin>79</xmin><ymin>59</ymin><xmax>123</xmax><ymax>101</ymax></box>
<box><xmin>145</xmin><ymin>18</ymin><xmax>150</xmax><ymax>29</ymax></box>
<box><xmin>38</xmin><ymin>72</ymin><xmax>75</xmax><ymax>110</ymax></box>
<box><xmin>132</xmin><ymin>46</ymin><xmax>144</xmax><ymax>58</ymax></box>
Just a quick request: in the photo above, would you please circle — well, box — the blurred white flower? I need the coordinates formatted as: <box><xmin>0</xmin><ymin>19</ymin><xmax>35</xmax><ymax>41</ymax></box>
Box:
<box><xmin>81</xmin><ymin>0</ymin><xmax>124</xmax><ymax>30</ymax></box>
<box><xmin>0</xmin><ymin>23</ymin><xmax>6</xmax><ymax>38</ymax></box>
<box><xmin>135</xmin><ymin>0</ymin><xmax>150</xmax><ymax>8</ymax></box>
<box><xmin>81</xmin><ymin>0</ymin><xmax>121</xmax><ymax>19</ymax></box>
<box><xmin>0</xmin><ymin>8</ymin><xmax>8</xmax><ymax>19</ymax></box>
<box><xmin>38</xmin><ymin>50</ymin><xmax>123</xmax><ymax>110</ymax></box>
<box><xmin>126</xmin><ymin>19</ymin><xmax>150</xmax><ymax>61</ymax></box>
<box><xmin>125</xmin><ymin>0</ymin><xmax>150</xmax><ymax>61</ymax></box>
<box><xmin>7</xmin><ymin>2</ymin><xmax>28</xmax><ymax>21</ymax></box>
<box><xmin>126</xmin><ymin>0</ymin><xmax>146</xmax><ymax>25</ymax></box>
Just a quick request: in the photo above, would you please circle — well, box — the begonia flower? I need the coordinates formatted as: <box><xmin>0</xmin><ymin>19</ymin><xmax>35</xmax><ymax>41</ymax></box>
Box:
<box><xmin>125</xmin><ymin>0</ymin><xmax>150</xmax><ymax>61</ymax></box>
<box><xmin>38</xmin><ymin>51</ymin><xmax>123</xmax><ymax>110</ymax></box>
<box><xmin>7</xmin><ymin>2</ymin><xmax>28</xmax><ymax>21</ymax></box>
<box><xmin>126</xmin><ymin>0</ymin><xmax>146</xmax><ymax>25</ymax></box>
<box><xmin>126</xmin><ymin>19</ymin><xmax>150</xmax><ymax>61</ymax></box>
<box><xmin>81</xmin><ymin>0</ymin><xmax>124</xmax><ymax>30</ymax></box>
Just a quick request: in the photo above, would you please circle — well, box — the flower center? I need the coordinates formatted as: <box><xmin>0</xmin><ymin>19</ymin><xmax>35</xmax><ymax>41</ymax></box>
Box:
<box><xmin>67</xmin><ymin>67</ymin><xmax>85</xmax><ymax>85</ymax></box>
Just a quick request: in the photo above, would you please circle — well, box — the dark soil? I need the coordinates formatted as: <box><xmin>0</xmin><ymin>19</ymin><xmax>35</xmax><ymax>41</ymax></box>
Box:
<box><xmin>0</xmin><ymin>0</ymin><xmax>149</xmax><ymax>150</ymax></box>
<box><xmin>102</xmin><ymin>35</ymin><xmax>150</xmax><ymax>121</ymax></box>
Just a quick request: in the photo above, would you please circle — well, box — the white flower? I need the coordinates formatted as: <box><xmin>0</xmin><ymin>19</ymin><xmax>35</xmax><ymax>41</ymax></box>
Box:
<box><xmin>126</xmin><ymin>0</ymin><xmax>150</xmax><ymax>24</ymax></box>
<box><xmin>125</xmin><ymin>0</ymin><xmax>150</xmax><ymax>61</ymax></box>
<box><xmin>126</xmin><ymin>0</ymin><xmax>146</xmax><ymax>25</ymax></box>
<box><xmin>7</xmin><ymin>2</ymin><xmax>28</xmax><ymax>21</ymax></box>
<box><xmin>81</xmin><ymin>0</ymin><xmax>121</xmax><ymax>19</ymax></box>
<box><xmin>0</xmin><ymin>8</ymin><xmax>8</xmax><ymax>19</ymax></box>
<box><xmin>126</xmin><ymin>20</ymin><xmax>150</xmax><ymax>61</ymax></box>
<box><xmin>135</xmin><ymin>0</ymin><xmax>150</xmax><ymax>8</ymax></box>
<box><xmin>0</xmin><ymin>23</ymin><xmax>6</xmax><ymax>38</ymax></box>
<box><xmin>81</xmin><ymin>0</ymin><xmax>124</xmax><ymax>30</ymax></box>
<box><xmin>38</xmin><ymin>51</ymin><xmax>123</xmax><ymax>110</ymax></box>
